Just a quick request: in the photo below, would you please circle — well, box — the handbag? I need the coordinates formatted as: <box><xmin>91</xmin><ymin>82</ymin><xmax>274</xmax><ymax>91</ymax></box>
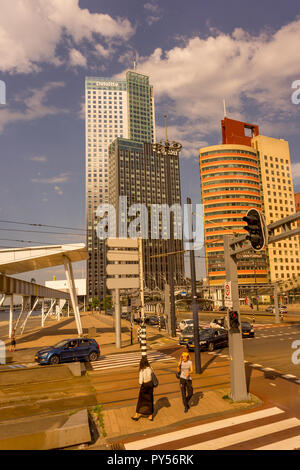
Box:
<box><xmin>151</xmin><ymin>368</ymin><xmax>159</xmax><ymax>387</ymax></box>
<box><xmin>176</xmin><ymin>362</ymin><xmax>181</xmax><ymax>379</ymax></box>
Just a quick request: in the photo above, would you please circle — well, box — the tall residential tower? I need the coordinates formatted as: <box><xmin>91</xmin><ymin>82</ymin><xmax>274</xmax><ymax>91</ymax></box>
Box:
<box><xmin>85</xmin><ymin>71</ymin><xmax>155</xmax><ymax>301</ymax></box>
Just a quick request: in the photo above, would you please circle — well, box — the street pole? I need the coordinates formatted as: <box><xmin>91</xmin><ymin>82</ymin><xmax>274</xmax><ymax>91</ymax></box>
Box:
<box><xmin>274</xmin><ymin>282</ymin><xmax>280</xmax><ymax>324</ymax></box>
<box><xmin>224</xmin><ymin>235</ymin><xmax>249</xmax><ymax>402</ymax></box>
<box><xmin>138</xmin><ymin>237</ymin><xmax>147</xmax><ymax>357</ymax></box>
<box><xmin>187</xmin><ymin>197</ymin><xmax>201</xmax><ymax>374</ymax></box>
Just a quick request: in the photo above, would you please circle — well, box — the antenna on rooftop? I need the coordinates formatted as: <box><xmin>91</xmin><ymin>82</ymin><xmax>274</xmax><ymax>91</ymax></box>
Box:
<box><xmin>133</xmin><ymin>60</ymin><xmax>137</xmax><ymax>71</ymax></box>
<box><xmin>223</xmin><ymin>99</ymin><xmax>227</xmax><ymax>118</ymax></box>
<box><xmin>164</xmin><ymin>114</ymin><xmax>168</xmax><ymax>141</ymax></box>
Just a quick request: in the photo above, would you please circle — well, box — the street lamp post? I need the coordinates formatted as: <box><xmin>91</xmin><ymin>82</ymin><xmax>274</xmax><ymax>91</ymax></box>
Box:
<box><xmin>153</xmin><ymin>116</ymin><xmax>182</xmax><ymax>337</ymax></box>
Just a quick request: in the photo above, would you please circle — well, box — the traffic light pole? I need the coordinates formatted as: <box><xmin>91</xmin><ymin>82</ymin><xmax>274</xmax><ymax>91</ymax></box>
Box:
<box><xmin>187</xmin><ymin>197</ymin><xmax>201</xmax><ymax>374</ymax></box>
<box><xmin>224</xmin><ymin>235</ymin><xmax>249</xmax><ymax>402</ymax></box>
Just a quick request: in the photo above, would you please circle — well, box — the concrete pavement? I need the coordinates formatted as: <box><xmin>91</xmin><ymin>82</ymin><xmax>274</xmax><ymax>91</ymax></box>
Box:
<box><xmin>0</xmin><ymin>311</ymin><xmax>279</xmax><ymax>450</ymax></box>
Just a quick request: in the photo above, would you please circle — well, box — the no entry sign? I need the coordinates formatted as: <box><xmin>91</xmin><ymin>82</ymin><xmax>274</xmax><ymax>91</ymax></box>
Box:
<box><xmin>224</xmin><ymin>281</ymin><xmax>232</xmax><ymax>307</ymax></box>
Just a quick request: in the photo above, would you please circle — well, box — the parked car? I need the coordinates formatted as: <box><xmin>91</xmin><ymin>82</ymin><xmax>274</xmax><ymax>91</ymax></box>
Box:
<box><xmin>265</xmin><ymin>305</ymin><xmax>288</xmax><ymax>314</ymax></box>
<box><xmin>241</xmin><ymin>321</ymin><xmax>255</xmax><ymax>338</ymax></box>
<box><xmin>186</xmin><ymin>328</ymin><xmax>228</xmax><ymax>352</ymax></box>
<box><xmin>209</xmin><ymin>317</ymin><xmax>226</xmax><ymax>329</ymax></box>
<box><xmin>279</xmin><ymin>305</ymin><xmax>288</xmax><ymax>314</ymax></box>
<box><xmin>179</xmin><ymin>319</ymin><xmax>194</xmax><ymax>331</ymax></box>
<box><xmin>179</xmin><ymin>325</ymin><xmax>203</xmax><ymax>345</ymax></box>
<box><xmin>218</xmin><ymin>306</ymin><xmax>227</xmax><ymax>312</ymax></box>
<box><xmin>35</xmin><ymin>338</ymin><xmax>100</xmax><ymax>365</ymax></box>
<box><xmin>147</xmin><ymin>315</ymin><xmax>159</xmax><ymax>325</ymax></box>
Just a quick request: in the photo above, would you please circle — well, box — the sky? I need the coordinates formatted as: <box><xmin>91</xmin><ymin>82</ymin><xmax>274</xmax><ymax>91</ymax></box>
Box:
<box><xmin>1</xmin><ymin>0</ymin><xmax>300</xmax><ymax>284</ymax></box>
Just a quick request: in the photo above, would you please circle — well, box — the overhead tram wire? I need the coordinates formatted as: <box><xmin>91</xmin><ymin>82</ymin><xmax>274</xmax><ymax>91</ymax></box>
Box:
<box><xmin>0</xmin><ymin>238</ymin><xmax>86</xmax><ymax>247</ymax></box>
<box><xmin>0</xmin><ymin>227</ymin><xmax>85</xmax><ymax>236</ymax></box>
<box><xmin>0</xmin><ymin>219</ymin><xmax>87</xmax><ymax>232</ymax></box>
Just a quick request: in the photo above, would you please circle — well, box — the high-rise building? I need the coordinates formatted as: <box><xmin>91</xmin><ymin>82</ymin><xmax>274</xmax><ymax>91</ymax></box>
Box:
<box><xmin>109</xmin><ymin>138</ymin><xmax>184</xmax><ymax>290</ymax></box>
<box><xmin>199</xmin><ymin>143</ymin><xmax>268</xmax><ymax>288</ymax></box>
<box><xmin>252</xmin><ymin>135</ymin><xmax>300</xmax><ymax>281</ymax></box>
<box><xmin>200</xmin><ymin>116</ymin><xmax>300</xmax><ymax>291</ymax></box>
<box><xmin>85</xmin><ymin>71</ymin><xmax>155</xmax><ymax>301</ymax></box>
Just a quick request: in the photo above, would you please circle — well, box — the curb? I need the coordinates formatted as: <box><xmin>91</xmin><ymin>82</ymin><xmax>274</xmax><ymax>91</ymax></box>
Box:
<box><xmin>0</xmin><ymin>409</ymin><xmax>91</xmax><ymax>450</ymax></box>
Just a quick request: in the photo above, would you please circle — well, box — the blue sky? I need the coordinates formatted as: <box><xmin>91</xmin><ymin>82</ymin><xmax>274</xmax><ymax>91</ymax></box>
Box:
<box><xmin>1</xmin><ymin>0</ymin><xmax>300</xmax><ymax>283</ymax></box>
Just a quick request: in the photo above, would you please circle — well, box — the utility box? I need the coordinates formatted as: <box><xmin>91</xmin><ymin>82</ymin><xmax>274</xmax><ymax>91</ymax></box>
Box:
<box><xmin>88</xmin><ymin>327</ymin><xmax>97</xmax><ymax>337</ymax></box>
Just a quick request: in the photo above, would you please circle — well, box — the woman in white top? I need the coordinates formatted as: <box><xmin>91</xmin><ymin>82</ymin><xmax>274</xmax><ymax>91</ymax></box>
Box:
<box><xmin>177</xmin><ymin>351</ymin><xmax>194</xmax><ymax>413</ymax></box>
<box><xmin>131</xmin><ymin>356</ymin><xmax>154</xmax><ymax>421</ymax></box>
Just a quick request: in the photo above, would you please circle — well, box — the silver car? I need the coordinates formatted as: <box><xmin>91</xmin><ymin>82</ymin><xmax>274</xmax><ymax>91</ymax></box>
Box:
<box><xmin>179</xmin><ymin>325</ymin><xmax>203</xmax><ymax>345</ymax></box>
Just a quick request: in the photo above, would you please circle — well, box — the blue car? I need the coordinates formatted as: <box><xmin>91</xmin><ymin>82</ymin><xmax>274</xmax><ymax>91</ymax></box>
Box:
<box><xmin>35</xmin><ymin>338</ymin><xmax>100</xmax><ymax>365</ymax></box>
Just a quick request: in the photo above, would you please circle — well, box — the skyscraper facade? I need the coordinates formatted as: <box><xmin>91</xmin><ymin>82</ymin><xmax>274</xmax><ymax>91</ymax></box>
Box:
<box><xmin>85</xmin><ymin>71</ymin><xmax>155</xmax><ymax>301</ymax></box>
<box><xmin>199</xmin><ymin>143</ymin><xmax>268</xmax><ymax>288</ymax></box>
<box><xmin>252</xmin><ymin>135</ymin><xmax>300</xmax><ymax>282</ymax></box>
<box><xmin>109</xmin><ymin>138</ymin><xmax>184</xmax><ymax>290</ymax></box>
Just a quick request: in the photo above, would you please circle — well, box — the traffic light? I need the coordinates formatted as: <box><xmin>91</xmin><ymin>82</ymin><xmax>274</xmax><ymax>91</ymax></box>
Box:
<box><xmin>242</xmin><ymin>208</ymin><xmax>267</xmax><ymax>251</ymax></box>
<box><xmin>229</xmin><ymin>310</ymin><xmax>240</xmax><ymax>330</ymax></box>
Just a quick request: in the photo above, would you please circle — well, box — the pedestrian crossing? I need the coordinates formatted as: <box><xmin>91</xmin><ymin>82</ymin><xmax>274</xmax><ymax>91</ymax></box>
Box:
<box><xmin>90</xmin><ymin>350</ymin><xmax>175</xmax><ymax>371</ymax></box>
<box><xmin>5</xmin><ymin>362</ymin><xmax>37</xmax><ymax>369</ymax></box>
<box><xmin>123</xmin><ymin>407</ymin><xmax>300</xmax><ymax>450</ymax></box>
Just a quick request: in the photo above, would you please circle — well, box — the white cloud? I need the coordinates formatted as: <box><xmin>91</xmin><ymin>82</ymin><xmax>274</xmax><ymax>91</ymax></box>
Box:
<box><xmin>143</xmin><ymin>2</ymin><xmax>163</xmax><ymax>26</ymax></box>
<box><xmin>0</xmin><ymin>0</ymin><xmax>135</xmax><ymax>73</ymax></box>
<box><xmin>0</xmin><ymin>81</ymin><xmax>68</xmax><ymax>133</ymax></box>
<box><xmin>69</xmin><ymin>48</ymin><xmax>87</xmax><ymax>67</ymax></box>
<box><xmin>30</xmin><ymin>156</ymin><xmax>47</xmax><ymax>162</ymax></box>
<box><xmin>54</xmin><ymin>185</ymin><xmax>63</xmax><ymax>196</ymax></box>
<box><xmin>117</xmin><ymin>20</ymin><xmax>300</xmax><ymax>157</ymax></box>
<box><xmin>31</xmin><ymin>172</ymin><xmax>70</xmax><ymax>184</ymax></box>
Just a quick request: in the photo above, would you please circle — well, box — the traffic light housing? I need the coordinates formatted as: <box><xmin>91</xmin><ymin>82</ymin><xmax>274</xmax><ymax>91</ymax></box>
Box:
<box><xmin>229</xmin><ymin>310</ymin><xmax>240</xmax><ymax>330</ymax></box>
<box><xmin>242</xmin><ymin>208</ymin><xmax>267</xmax><ymax>251</ymax></box>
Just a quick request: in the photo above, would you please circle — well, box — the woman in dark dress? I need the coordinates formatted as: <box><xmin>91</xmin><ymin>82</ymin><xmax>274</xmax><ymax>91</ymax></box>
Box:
<box><xmin>131</xmin><ymin>356</ymin><xmax>154</xmax><ymax>421</ymax></box>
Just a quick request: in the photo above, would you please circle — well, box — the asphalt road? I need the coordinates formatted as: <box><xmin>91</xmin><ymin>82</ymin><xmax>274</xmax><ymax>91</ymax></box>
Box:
<box><xmin>181</xmin><ymin>324</ymin><xmax>300</xmax><ymax>379</ymax></box>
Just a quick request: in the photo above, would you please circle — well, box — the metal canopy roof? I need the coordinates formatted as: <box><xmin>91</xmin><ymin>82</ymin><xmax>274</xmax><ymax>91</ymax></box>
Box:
<box><xmin>0</xmin><ymin>243</ymin><xmax>88</xmax><ymax>275</ymax></box>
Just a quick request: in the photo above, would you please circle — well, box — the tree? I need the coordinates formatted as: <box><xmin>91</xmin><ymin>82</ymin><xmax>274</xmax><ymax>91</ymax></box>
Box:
<box><xmin>102</xmin><ymin>295</ymin><xmax>112</xmax><ymax>310</ymax></box>
<box><xmin>91</xmin><ymin>297</ymin><xmax>100</xmax><ymax>310</ymax></box>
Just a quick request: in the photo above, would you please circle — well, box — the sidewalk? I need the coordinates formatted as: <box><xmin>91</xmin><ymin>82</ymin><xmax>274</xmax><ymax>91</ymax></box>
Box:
<box><xmin>0</xmin><ymin>312</ymin><xmax>265</xmax><ymax>450</ymax></box>
<box><xmin>100</xmin><ymin>389</ymin><xmax>262</xmax><ymax>449</ymax></box>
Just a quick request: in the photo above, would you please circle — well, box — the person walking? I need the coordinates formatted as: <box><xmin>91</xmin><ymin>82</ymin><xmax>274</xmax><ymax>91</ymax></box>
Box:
<box><xmin>9</xmin><ymin>330</ymin><xmax>16</xmax><ymax>352</ymax></box>
<box><xmin>131</xmin><ymin>356</ymin><xmax>154</xmax><ymax>422</ymax></box>
<box><xmin>177</xmin><ymin>351</ymin><xmax>193</xmax><ymax>413</ymax></box>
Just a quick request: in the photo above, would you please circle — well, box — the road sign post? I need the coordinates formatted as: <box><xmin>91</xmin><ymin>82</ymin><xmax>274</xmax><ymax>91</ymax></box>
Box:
<box><xmin>224</xmin><ymin>235</ymin><xmax>249</xmax><ymax>402</ymax></box>
<box><xmin>106</xmin><ymin>238</ymin><xmax>140</xmax><ymax>350</ymax></box>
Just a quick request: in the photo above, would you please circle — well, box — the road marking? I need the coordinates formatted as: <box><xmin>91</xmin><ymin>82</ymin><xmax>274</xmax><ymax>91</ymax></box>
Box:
<box><xmin>262</xmin><ymin>368</ymin><xmax>275</xmax><ymax>372</ymax></box>
<box><xmin>282</xmin><ymin>374</ymin><xmax>297</xmax><ymax>379</ymax></box>
<box><xmin>250</xmin><ymin>364</ymin><xmax>263</xmax><ymax>368</ymax></box>
<box><xmin>90</xmin><ymin>350</ymin><xmax>175</xmax><ymax>371</ymax></box>
<box><xmin>124</xmin><ymin>407</ymin><xmax>284</xmax><ymax>450</ymax></box>
<box><xmin>180</xmin><ymin>418</ymin><xmax>300</xmax><ymax>450</ymax></box>
<box><xmin>255</xmin><ymin>435</ymin><xmax>300</xmax><ymax>450</ymax></box>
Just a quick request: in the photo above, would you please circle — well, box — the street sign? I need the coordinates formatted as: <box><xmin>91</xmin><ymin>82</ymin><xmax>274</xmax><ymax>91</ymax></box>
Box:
<box><xmin>224</xmin><ymin>281</ymin><xmax>232</xmax><ymax>308</ymax></box>
<box><xmin>106</xmin><ymin>264</ymin><xmax>139</xmax><ymax>276</ymax></box>
<box><xmin>107</xmin><ymin>251</ymin><xmax>139</xmax><ymax>262</ymax></box>
<box><xmin>107</xmin><ymin>238</ymin><xmax>138</xmax><ymax>248</ymax></box>
<box><xmin>106</xmin><ymin>278</ymin><xmax>140</xmax><ymax>290</ymax></box>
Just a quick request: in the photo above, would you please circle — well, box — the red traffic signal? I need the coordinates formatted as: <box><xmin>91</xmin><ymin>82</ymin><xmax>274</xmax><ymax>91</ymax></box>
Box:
<box><xmin>229</xmin><ymin>310</ymin><xmax>240</xmax><ymax>330</ymax></box>
<box><xmin>242</xmin><ymin>208</ymin><xmax>267</xmax><ymax>251</ymax></box>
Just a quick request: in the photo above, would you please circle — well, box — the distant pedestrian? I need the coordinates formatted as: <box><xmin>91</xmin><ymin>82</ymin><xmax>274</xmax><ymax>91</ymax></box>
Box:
<box><xmin>9</xmin><ymin>330</ymin><xmax>16</xmax><ymax>352</ymax></box>
<box><xmin>177</xmin><ymin>352</ymin><xmax>193</xmax><ymax>413</ymax></box>
<box><xmin>131</xmin><ymin>356</ymin><xmax>154</xmax><ymax>422</ymax></box>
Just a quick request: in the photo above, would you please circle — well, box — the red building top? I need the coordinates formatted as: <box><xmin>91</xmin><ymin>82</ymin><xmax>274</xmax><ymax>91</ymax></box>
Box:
<box><xmin>221</xmin><ymin>117</ymin><xmax>259</xmax><ymax>146</ymax></box>
<box><xmin>295</xmin><ymin>192</ymin><xmax>300</xmax><ymax>210</ymax></box>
